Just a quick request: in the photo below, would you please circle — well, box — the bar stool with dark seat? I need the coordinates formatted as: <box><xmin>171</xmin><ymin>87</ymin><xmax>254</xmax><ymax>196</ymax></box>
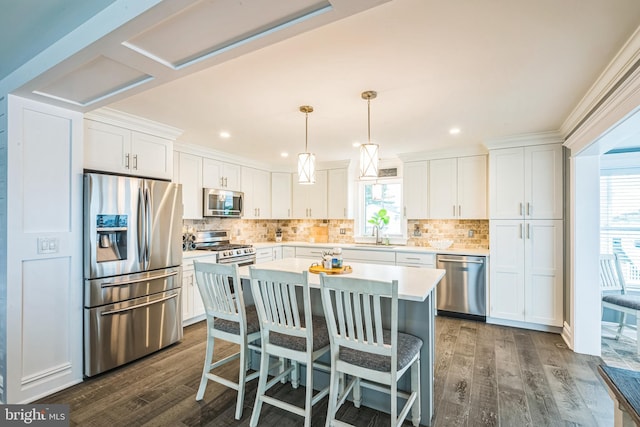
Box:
<box><xmin>249</xmin><ymin>267</ymin><xmax>330</xmax><ymax>427</ymax></box>
<box><xmin>193</xmin><ymin>260</ymin><xmax>262</xmax><ymax>420</ymax></box>
<box><xmin>319</xmin><ymin>273</ymin><xmax>422</xmax><ymax>427</ymax></box>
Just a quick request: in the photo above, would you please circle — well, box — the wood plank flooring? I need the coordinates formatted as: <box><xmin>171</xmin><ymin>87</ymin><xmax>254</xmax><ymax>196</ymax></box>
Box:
<box><xmin>39</xmin><ymin>316</ymin><xmax>615</xmax><ymax>426</ymax></box>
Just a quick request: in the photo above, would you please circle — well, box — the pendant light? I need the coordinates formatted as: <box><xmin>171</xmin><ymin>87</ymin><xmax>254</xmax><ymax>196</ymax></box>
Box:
<box><xmin>297</xmin><ymin>105</ymin><xmax>315</xmax><ymax>184</ymax></box>
<box><xmin>360</xmin><ymin>90</ymin><xmax>379</xmax><ymax>179</ymax></box>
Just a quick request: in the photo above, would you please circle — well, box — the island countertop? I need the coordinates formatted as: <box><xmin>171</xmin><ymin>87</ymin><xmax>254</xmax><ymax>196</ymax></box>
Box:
<box><xmin>238</xmin><ymin>257</ymin><xmax>445</xmax><ymax>302</ymax></box>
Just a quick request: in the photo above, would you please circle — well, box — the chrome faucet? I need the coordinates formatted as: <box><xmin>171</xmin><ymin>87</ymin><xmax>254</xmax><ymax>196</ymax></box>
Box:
<box><xmin>372</xmin><ymin>225</ymin><xmax>382</xmax><ymax>245</ymax></box>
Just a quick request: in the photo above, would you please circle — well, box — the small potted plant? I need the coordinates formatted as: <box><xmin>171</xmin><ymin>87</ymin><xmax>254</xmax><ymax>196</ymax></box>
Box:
<box><xmin>368</xmin><ymin>208</ymin><xmax>390</xmax><ymax>244</ymax></box>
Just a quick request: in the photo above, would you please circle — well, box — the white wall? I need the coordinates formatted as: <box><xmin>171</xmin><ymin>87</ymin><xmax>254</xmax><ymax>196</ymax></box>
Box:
<box><xmin>5</xmin><ymin>95</ymin><xmax>83</xmax><ymax>403</ymax></box>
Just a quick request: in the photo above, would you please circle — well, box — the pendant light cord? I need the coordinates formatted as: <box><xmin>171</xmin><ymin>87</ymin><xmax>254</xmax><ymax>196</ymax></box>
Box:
<box><xmin>305</xmin><ymin>111</ymin><xmax>309</xmax><ymax>152</ymax></box>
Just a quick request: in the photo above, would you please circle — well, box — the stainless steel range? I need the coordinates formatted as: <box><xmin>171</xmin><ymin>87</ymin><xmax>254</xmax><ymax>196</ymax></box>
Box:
<box><xmin>193</xmin><ymin>230</ymin><xmax>256</xmax><ymax>266</ymax></box>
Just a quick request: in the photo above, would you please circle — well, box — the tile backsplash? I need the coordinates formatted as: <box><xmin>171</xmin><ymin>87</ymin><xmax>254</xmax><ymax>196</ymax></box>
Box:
<box><xmin>183</xmin><ymin>218</ymin><xmax>489</xmax><ymax>249</ymax></box>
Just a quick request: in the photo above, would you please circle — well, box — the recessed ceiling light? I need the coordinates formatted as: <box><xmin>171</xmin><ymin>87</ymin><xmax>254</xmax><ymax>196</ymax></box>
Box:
<box><xmin>281</xmin><ymin>152</ymin><xmax>289</xmax><ymax>158</ymax></box>
<box><xmin>449</xmin><ymin>128</ymin><xmax>461</xmax><ymax>135</ymax></box>
<box><xmin>219</xmin><ymin>131</ymin><xmax>231</xmax><ymax>139</ymax></box>
<box><xmin>352</xmin><ymin>142</ymin><xmax>361</xmax><ymax>147</ymax></box>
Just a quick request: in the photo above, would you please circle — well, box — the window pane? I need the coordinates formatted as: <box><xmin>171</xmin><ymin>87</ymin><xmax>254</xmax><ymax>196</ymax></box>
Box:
<box><xmin>600</xmin><ymin>173</ymin><xmax>640</xmax><ymax>285</ymax></box>
<box><xmin>363</xmin><ymin>182</ymin><xmax>402</xmax><ymax>235</ymax></box>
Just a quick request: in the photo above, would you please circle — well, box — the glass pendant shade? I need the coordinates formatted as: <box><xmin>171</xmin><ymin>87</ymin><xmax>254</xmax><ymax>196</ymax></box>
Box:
<box><xmin>298</xmin><ymin>152</ymin><xmax>316</xmax><ymax>184</ymax></box>
<box><xmin>359</xmin><ymin>143</ymin><xmax>379</xmax><ymax>178</ymax></box>
<box><xmin>297</xmin><ymin>105</ymin><xmax>315</xmax><ymax>184</ymax></box>
<box><xmin>360</xmin><ymin>90</ymin><xmax>379</xmax><ymax>179</ymax></box>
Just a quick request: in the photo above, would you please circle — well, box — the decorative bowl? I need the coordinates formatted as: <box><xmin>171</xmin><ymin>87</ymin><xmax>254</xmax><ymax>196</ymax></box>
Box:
<box><xmin>429</xmin><ymin>239</ymin><xmax>453</xmax><ymax>250</ymax></box>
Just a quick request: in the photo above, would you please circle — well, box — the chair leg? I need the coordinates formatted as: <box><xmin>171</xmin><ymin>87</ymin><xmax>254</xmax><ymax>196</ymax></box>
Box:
<box><xmin>391</xmin><ymin>381</ymin><xmax>398</xmax><ymax>427</ymax></box>
<box><xmin>250</xmin><ymin>349</ymin><xmax>270</xmax><ymax>427</ymax></box>
<box><xmin>304</xmin><ymin>360</ymin><xmax>313</xmax><ymax>427</ymax></box>
<box><xmin>235</xmin><ymin>342</ymin><xmax>247</xmax><ymax>420</ymax></box>
<box><xmin>196</xmin><ymin>332</ymin><xmax>215</xmax><ymax>401</ymax></box>
<box><xmin>411</xmin><ymin>358</ymin><xmax>421</xmax><ymax>427</ymax></box>
<box><xmin>326</xmin><ymin>367</ymin><xmax>340</xmax><ymax>427</ymax></box>
<box><xmin>616</xmin><ymin>312</ymin><xmax>627</xmax><ymax>340</ymax></box>
<box><xmin>353</xmin><ymin>377</ymin><xmax>361</xmax><ymax>408</ymax></box>
<box><xmin>292</xmin><ymin>360</ymin><xmax>300</xmax><ymax>389</ymax></box>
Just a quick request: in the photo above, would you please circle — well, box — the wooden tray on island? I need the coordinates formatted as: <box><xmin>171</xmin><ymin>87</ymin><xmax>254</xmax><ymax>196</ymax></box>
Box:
<box><xmin>308</xmin><ymin>264</ymin><xmax>352</xmax><ymax>275</ymax></box>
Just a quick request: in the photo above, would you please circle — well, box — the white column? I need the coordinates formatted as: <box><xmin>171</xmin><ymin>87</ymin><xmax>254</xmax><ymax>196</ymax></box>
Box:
<box><xmin>570</xmin><ymin>154</ymin><xmax>601</xmax><ymax>355</ymax></box>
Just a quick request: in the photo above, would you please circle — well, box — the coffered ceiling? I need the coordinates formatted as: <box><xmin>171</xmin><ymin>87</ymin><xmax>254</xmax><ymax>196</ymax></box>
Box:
<box><xmin>5</xmin><ymin>0</ymin><xmax>640</xmax><ymax>169</ymax></box>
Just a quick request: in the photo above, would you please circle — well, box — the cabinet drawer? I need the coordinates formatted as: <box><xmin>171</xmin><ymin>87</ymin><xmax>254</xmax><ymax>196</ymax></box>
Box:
<box><xmin>255</xmin><ymin>248</ymin><xmax>273</xmax><ymax>258</ymax></box>
<box><xmin>183</xmin><ymin>254</ymin><xmax>217</xmax><ymax>269</ymax></box>
<box><xmin>295</xmin><ymin>247</ymin><xmax>326</xmax><ymax>259</ymax></box>
<box><xmin>396</xmin><ymin>252</ymin><xmax>435</xmax><ymax>266</ymax></box>
<box><xmin>342</xmin><ymin>249</ymin><xmax>395</xmax><ymax>263</ymax></box>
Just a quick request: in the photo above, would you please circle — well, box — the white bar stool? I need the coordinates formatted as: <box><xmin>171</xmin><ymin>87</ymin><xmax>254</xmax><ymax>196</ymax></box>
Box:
<box><xmin>193</xmin><ymin>260</ymin><xmax>262</xmax><ymax>420</ymax></box>
<box><xmin>249</xmin><ymin>267</ymin><xmax>330</xmax><ymax>427</ymax></box>
<box><xmin>319</xmin><ymin>273</ymin><xmax>422</xmax><ymax>427</ymax></box>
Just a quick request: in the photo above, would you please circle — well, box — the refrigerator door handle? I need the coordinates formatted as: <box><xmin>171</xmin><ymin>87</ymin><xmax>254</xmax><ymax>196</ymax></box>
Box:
<box><xmin>100</xmin><ymin>270</ymin><xmax>179</xmax><ymax>288</ymax></box>
<box><xmin>137</xmin><ymin>187</ymin><xmax>145</xmax><ymax>263</ymax></box>
<box><xmin>100</xmin><ymin>292</ymin><xmax>179</xmax><ymax>316</ymax></box>
<box><xmin>144</xmin><ymin>187</ymin><xmax>152</xmax><ymax>268</ymax></box>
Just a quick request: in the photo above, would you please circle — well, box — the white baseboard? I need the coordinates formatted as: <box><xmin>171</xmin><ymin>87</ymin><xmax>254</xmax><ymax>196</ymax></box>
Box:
<box><xmin>561</xmin><ymin>321</ymin><xmax>574</xmax><ymax>350</ymax></box>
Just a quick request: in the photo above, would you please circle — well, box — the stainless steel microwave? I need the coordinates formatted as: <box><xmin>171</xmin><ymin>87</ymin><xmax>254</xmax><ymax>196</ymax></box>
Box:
<box><xmin>203</xmin><ymin>188</ymin><xmax>244</xmax><ymax>217</ymax></box>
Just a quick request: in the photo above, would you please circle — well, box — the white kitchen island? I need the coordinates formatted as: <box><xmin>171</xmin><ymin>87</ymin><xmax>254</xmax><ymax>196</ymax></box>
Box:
<box><xmin>239</xmin><ymin>258</ymin><xmax>445</xmax><ymax>426</ymax></box>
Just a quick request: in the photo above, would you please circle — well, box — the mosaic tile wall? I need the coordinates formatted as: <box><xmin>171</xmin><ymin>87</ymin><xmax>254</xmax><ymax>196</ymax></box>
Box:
<box><xmin>184</xmin><ymin>218</ymin><xmax>489</xmax><ymax>248</ymax></box>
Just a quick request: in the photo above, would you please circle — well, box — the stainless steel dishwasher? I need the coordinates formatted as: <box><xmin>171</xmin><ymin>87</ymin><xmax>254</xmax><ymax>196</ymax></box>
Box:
<box><xmin>436</xmin><ymin>254</ymin><xmax>486</xmax><ymax>320</ymax></box>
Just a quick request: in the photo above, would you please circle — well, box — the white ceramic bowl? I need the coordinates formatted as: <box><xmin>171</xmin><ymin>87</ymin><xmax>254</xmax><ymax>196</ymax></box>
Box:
<box><xmin>429</xmin><ymin>239</ymin><xmax>453</xmax><ymax>250</ymax></box>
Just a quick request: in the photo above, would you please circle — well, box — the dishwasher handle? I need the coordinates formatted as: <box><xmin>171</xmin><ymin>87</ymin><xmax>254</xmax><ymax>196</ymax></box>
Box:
<box><xmin>437</xmin><ymin>258</ymin><xmax>485</xmax><ymax>264</ymax></box>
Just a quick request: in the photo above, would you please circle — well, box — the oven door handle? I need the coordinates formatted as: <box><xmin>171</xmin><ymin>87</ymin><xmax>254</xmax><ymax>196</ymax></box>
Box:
<box><xmin>100</xmin><ymin>293</ymin><xmax>179</xmax><ymax>316</ymax></box>
<box><xmin>100</xmin><ymin>270</ymin><xmax>179</xmax><ymax>288</ymax></box>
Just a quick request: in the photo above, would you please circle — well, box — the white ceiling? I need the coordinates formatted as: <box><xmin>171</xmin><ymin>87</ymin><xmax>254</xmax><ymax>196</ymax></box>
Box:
<box><xmin>0</xmin><ymin>0</ymin><xmax>115</xmax><ymax>79</ymax></box>
<box><xmin>6</xmin><ymin>0</ymin><xmax>640</xmax><ymax>170</ymax></box>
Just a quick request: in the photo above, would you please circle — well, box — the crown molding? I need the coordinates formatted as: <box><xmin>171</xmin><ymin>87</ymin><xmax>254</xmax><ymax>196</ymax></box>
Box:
<box><xmin>396</xmin><ymin>144</ymin><xmax>488</xmax><ymax>162</ymax></box>
<box><xmin>561</xmin><ymin>25</ymin><xmax>640</xmax><ymax>138</ymax></box>
<box><xmin>484</xmin><ymin>131</ymin><xmax>564</xmax><ymax>150</ymax></box>
<box><xmin>85</xmin><ymin>107</ymin><xmax>183</xmax><ymax>140</ymax></box>
<box><xmin>564</xmin><ymin>65</ymin><xmax>640</xmax><ymax>156</ymax></box>
<box><xmin>173</xmin><ymin>140</ymin><xmax>273</xmax><ymax>170</ymax></box>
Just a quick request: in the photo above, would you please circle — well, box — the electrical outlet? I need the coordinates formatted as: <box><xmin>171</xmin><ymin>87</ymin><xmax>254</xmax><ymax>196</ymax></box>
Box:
<box><xmin>340</xmin><ymin>228</ymin><xmax>346</xmax><ymax>235</ymax></box>
<box><xmin>468</xmin><ymin>230</ymin><xmax>474</xmax><ymax>237</ymax></box>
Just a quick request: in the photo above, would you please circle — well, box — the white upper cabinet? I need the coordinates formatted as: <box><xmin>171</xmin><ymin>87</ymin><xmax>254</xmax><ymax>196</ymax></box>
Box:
<box><xmin>174</xmin><ymin>151</ymin><xmax>203</xmax><ymax>219</ymax></box>
<box><xmin>490</xmin><ymin>144</ymin><xmax>563</xmax><ymax>219</ymax></box>
<box><xmin>292</xmin><ymin>170</ymin><xmax>327</xmax><ymax>219</ymax></box>
<box><xmin>85</xmin><ymin>120</ymin><xmax>173</xmax><ymax>180</ymax></box>
<box><xmin>202</xmin><ymin>158</ymin><xmax>241</xmax><ymax>191</ymax></box>
<box><xmin>242</xmin><ymin>167</ymin><xmax>271</xmax><ymax>219</ymax></box>
<box><xmin>271</xmin><ymin>172</ymin><xmax>292</xmax><ymax>219</ymax></box>
<box><xmin>327</xmin><ymin>168</ymin><xmax>351</xmax><ymax>219</ymax></box>
<box><xmin>429</xmin><ymin>155</ymin><xmax>487</xmax><ymax>219</ymax></box>
<box><xmin>403</xmin><ymin>161</ymin><xmax>428</xmax><ymax>219</ymax></box>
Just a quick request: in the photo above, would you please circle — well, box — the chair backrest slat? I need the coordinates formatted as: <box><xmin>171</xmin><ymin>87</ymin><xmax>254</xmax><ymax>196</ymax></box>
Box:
<box><xmin>320</xmin><ymin>274</ymin><xmax>398</xmax><ymax>363</ymax></box>
<box><xmin>600</xmin><ymin>254</ymin><xmax>626</xmax><ymax>294</ymax></box>
<box><xmin>250</xmin><ymin>268</ymin><xmax>312</xmax><ymax>344</ymax></box>
<box><xmin>194</xmin><ymin>260</ymin><xmax>246</xmax><ymax>327</ymax></box>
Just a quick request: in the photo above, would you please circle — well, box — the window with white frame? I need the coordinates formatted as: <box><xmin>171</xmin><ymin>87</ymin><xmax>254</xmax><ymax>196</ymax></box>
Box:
<box><xmin>600</xmin><ymin>155</ymin><xmax>640</xmax><ymax>287</ymax></box>
<box><xmin>356</xmin><ymin>178</ymin><xmax>405</xmax><ymax>240</ymax></box>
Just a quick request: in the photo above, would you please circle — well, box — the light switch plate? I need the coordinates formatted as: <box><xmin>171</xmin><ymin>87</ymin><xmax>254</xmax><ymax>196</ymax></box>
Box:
<box><xmin>37</xmin><ymin>237</ymin><xmax>59</xmax><ymax>254</ymax></box>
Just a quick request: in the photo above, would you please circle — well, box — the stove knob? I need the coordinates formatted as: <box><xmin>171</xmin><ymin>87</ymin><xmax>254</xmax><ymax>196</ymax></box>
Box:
<box><xmin>244</xmin><ymin>248</ymin><xmax>250</xmax><ymax>254</ymax></box>
<box><xmin>224</xmin><ymin>251</ymin><xmax>231</xmax><ymax>256</ymax></box>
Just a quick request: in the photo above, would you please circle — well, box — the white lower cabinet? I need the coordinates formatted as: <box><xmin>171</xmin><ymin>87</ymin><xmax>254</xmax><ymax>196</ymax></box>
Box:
<box><xmin>283</xmin><ymin>246</ymin><xmax>296</xmax><ymax>259</ymax></box>
<box><xmin>182</xmin><ymin>254</ymin><xmax>216</xmax><ymax>325</ymax></box>
<box><xmin>273</xmin><ymin>246</ymin><xmax>283</xmax><ymax>260</ymax></box>
<box><xmin>396</xmin><ymin>252</ymin><xmax>435</xmax><ymax>268</ymax></box>
<box><xmin>489</xmin><ymin>219</ymin><xmax>563</xmax><ymax>327</ymax></box>
<box><xmin>342</xmin><ymin>249</ymin><xmax>396</xmax><ymax>265</ymax></box>
<box><xmin>255</xmin><ymin>247</ymin><xmax>274</xmax><ymax>264</ymax></box>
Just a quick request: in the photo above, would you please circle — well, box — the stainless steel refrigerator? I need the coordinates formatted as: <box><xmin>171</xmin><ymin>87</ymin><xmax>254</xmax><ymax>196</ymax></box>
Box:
<box><xmin>83</xmin><ymin>172</ymin><xmax>183</xmax><ymax>377</ymax></box>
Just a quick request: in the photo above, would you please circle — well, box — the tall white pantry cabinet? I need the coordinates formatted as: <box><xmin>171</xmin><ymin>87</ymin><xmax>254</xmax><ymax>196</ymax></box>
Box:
<box><xmin>489</xmin><ymin>143</ymin><xmax>564</xmax><ymax>327</ymax></box>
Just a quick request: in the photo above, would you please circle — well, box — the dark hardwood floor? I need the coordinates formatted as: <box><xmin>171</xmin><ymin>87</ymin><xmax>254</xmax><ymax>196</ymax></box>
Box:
<box><xmin>39</xmin><ymin>317</ymin><xmax>614</xmax><ymax>426</ymax></box>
